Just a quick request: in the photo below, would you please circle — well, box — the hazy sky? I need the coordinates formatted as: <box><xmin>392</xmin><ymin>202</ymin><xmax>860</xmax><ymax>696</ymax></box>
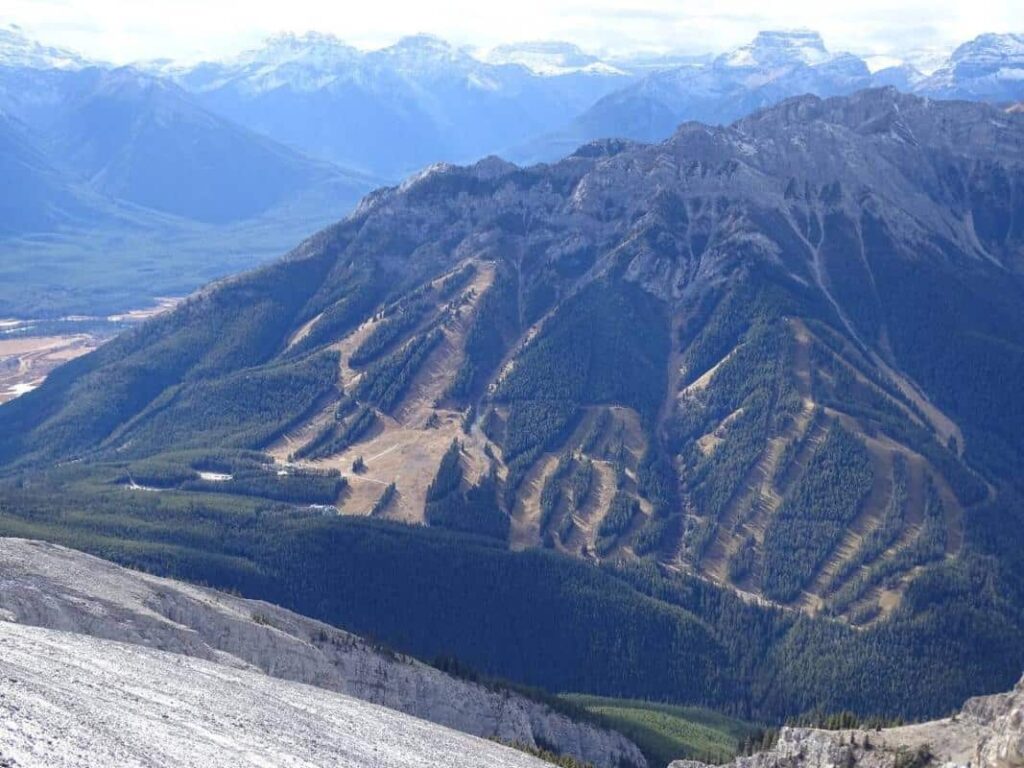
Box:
<box><xmin>3</xmin><ymin>0</ymin><xmax>1022</xmax><ymax>63</ymax></box>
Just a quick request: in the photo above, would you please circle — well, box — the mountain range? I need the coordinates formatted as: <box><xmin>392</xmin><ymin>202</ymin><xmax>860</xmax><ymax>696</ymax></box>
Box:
<box><xmin>0</xmin><ymin>26</ymin><xmax>374</xmax><ymax>226</ymax></box>
<box><xmin>7</xmin><ymin>26</ymin><xmax>1024</xmax><ymax>193</ymax></box>
<box><xmin>0</xmin><ymin>25</ymin><xmax>376</xmax><ymax>316</ymax></box>
<box><xmin>3</xmin><ymin>24</ymin><xmax>1023</xmax><ymax>317</ymax></box>
<box><xmin>5</xmin><ymin>11</ymin><xmax>1024</xmax><ymax>766</ymax></box>
<box><xmin>157</xmin><ymin>33</ymin><xmax>635</xmax><ymax>178</ymax></box>
<box><xmin>2</xmin><ymin>89</ymin><xmax>1023</xmax><ymax>730</ymax></box>
<box><xmin>518</xmin><ymin>30</ymin><xmax>1024</xmax><ymax>160</ymax></box>
<box><xmin>151</xmin><ymin>28</ymin><xmax>1024</xmax><ymax>172</ymax></box>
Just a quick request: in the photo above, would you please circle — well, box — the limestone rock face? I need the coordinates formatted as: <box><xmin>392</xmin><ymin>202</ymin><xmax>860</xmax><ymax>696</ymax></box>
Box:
<box><xmin>0</xmin><ymin>538</ymin><xmax>645</xmax><ymax>768</ymax></box>
<box><xmin>671</xmin><ymin>676</ymin><xmax>1024</xmax><ymax>768</ymax></box>
<box><xmin>0</xmin><ymin>621</ymin><xmax>554</xmax><ymax>768</ymax></box>
<box><xmin>976</xmin><ymin>678</ymin><xmax>1024</xmax><ymax>768</ymax></box>
<box><xmin>672</xmin><ymin>729</ymin><xmax>860</xmax><ymax>768</ymax></box>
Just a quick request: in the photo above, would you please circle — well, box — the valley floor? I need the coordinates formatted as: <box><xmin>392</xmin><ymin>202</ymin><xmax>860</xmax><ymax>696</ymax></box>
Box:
<box><xmin>0</xmin><ymin>299</ymin><xmax>178</xmax><ymax>404</ymax></box>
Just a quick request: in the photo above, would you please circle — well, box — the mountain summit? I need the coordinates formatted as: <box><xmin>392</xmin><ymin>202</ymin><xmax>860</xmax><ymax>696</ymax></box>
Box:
<box><xmin>0</xmin><ymin>23</ymin><xmax>92</xmax><ymax>70</ymax></box>
<box><xmin>718</xmin><ymin>29</ymin><xmax>833</xmax><ymax>69</ymax></box>
<box><xmin>484</xmin><ymin>41</ymin><xmax>626</xmax><ymax>75</ymax></box>
<box><xmin>921</xmin><ymin>32</ymin><xmax>1024</xmax><ymax>99</ymax></box>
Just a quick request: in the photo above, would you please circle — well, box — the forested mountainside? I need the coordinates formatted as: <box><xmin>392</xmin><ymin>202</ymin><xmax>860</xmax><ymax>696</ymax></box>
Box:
<box><xmin>1</xmin><ymin>88</ymin><xmax>1023</xmax><ymax>722</ymax></box>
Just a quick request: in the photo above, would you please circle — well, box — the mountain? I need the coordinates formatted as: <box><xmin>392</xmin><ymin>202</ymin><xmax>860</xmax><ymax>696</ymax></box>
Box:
<box><xmin>0</xmin><ymin>537</ymin><xmax>644</xmax><ymax>767</ymax></box>
<box><xmin>43</xmin><ymin>66</ymin><xmax>369</xmax><ymax>223</ymax></box>
<box><xmin>0</xmin><ymin>22</ymin><xmax>92</xmax><ymax>70</ymax></box>
<box><xmin>869</xmin><ymin>63</ymin><xmax>926</xmax><ymax>90</ymax></box>
<box><xmin>919</xmin><ymin>33</ymin><xmax>1024</xmax><ymax>101</ymax></box>
<box><xmin>0</xmin><ymin>26</ymin><xmax>377</xmax><ymax>316</ymax></box>
<box><xmin>0</xmin><ymin>28</ymin><xmax>115</xmax><ymax>235</ymax></box>
<box><xmin>162</xmin><ymin>32</ymin><xmax>636</xmax><ymax>177</ymax></box>
<box><xmin>0</xmin><ymin>55</ymin><xmax>372</xmax><ymax>224</ymax></box>
<box><xmin>717</xmin><ymin>28</ymin><xmax>835</xmax><ymax>68</ymax></box>
<box><xmin>0</xmin><ymin>26</ymin><xmax>373</xmax><ymax>223</ymax></box>
<box><xmin>0</xmin><ymin>111</ymin><xmax>113</xmax><ymax>235</ymax></box>
<box><xmin>671</xmin><ymin>676</ymin><xmax>1024</xmax><ymax>768</ymax></box>
<box><xmin>1</xmin><ymin>89</ymin><xmax>1023</xmax><ymax>721</ymax></box>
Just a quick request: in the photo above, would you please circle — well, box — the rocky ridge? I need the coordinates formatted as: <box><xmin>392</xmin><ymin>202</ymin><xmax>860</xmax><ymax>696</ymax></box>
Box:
<box><xmin>0</xmin><ymin>537</ymin><xmax>645</xmax><ymax>768</ymax></box>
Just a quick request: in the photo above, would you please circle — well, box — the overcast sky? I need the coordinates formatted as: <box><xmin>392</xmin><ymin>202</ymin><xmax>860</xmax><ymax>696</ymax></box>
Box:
<box><xmin>3</xmin><ymin>0</ymin><xmax>1022</xmax><ymax>64</ymax></box>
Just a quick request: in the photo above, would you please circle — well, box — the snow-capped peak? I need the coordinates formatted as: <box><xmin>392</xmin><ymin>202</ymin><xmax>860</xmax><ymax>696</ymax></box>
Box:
<box><xmin>0</xmin><ymin>24</ymin><xmax>92</xmax><ymax>70</ymax></box>
<box><xmin>720</xmin><ymin>29</ymin><xmax>832</xmax><ymax>70</ymax></box>
<box><xmin>862</xmin><ymin>55</ymin><xmax>905</xmax><ymax>74</ymax></box>
<box><xmin>236</xmin><ymin>31</ymin><xmax>360</xmax><ymax>69</ymax></box>
<box><xmin>375</xmin><ymin>34</ymin><xmax>476</xmax><ymax>71</ymax></box>
<box><xmin>388</xmin><ymin>33</ymin><xmax>456</xmax><ymax>54</ymax></box>
<box><xmin>922</xmin><ymin>33</ymin><xmax>1024</xmax><ymax>95</ymax></box>
<box><xmin>179</xmin><ymin>31</ymin><xmax>363</xmax><ymax>93</ymax></box>
<box><xmin>948</xmin><ymin>33</ymin><xmax>1024</xmax><ymax>67</ymax></box>
<box><xmin>483</xmin><ymin>41</ymin><xmax>626</xmax><ymax>76</ymax></box>
<box><xmin>901</xmin><ymin>46</ymin><xmax>955</xmax><ymax>76</ymax></box>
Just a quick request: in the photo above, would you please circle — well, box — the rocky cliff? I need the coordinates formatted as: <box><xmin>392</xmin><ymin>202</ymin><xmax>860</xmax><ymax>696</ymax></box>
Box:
<box><xmin>671</xmin><ymin>677</ymin><xmax>1024</xmax><ymax>768</ymax></box>
<box><xmin>0</xmin><ymin>537</ymin><xmax>645</xmax><ymax>768</ymax></box>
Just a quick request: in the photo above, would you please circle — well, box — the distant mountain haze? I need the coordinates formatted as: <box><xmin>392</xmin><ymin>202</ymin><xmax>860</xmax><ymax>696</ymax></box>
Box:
<box><xmin>1</xmin><ymin>23</ymin><xmax>1022</xmax><ymax>316</ymax></box>
<box><xmin>4</xmin><ymin>23</ymin><xmax>1023</xmax><ymax>223</ymax></box>
<box><xmin>159</xmin><ymin>29</ymin><xmax>1024</xmax><ymax>172</ymax></box>
<box><xmin>513</xmin><ymin>30</ymin><xmax>1024</xmax><ymax>162</ymax></box>
<box><xmin>156</xmin><ymin>32</ymin><xmax>635</xmax><ymax>177</ymax></box>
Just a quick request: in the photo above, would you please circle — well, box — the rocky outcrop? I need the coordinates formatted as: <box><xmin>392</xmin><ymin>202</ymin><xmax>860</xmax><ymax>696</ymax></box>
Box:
<box><xmin>672</xmin><ymin>729</ymin><xmax>886</xmax><ymax>768</ymax></box>
<box><xmin>0</xmin><ymin>538</ymin><xmax>645</xmax><ymax>768</ymax></box>
<box><xmin>975</xmin><ymin>678</ymin><xmax>1024</xmax><ymax>768</ymax></box>
<box><xmin>671</xmin><ymin>677</ymin><xmax>1024</xmax><ymax>768</ymax></box>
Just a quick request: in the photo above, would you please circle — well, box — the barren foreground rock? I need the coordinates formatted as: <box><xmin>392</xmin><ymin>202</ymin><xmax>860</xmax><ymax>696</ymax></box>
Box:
<box><xmin>0</xmin><ymin>538</ymin><xmax>645</xmax><ymax>768</ymax></box>
<box><xmin>0</xmin><ymin>621</ymin><xmax>552</xmax><ymax>768</ymax></box>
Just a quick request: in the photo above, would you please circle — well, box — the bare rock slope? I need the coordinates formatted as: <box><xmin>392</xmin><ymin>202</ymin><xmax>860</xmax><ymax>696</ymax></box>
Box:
<box><xmin>0</xmin><ymin>537</ymin><xmax>645</xmax><ymax>768</ymax></box>
<box><xmin>671</xmin><ymin>677</ymin><xmax>1024</xmax><ymax>768</ymax></box>
<box><xmin>0</xmin><ymin>621</ymin><xmax>553</xmax><ymax>768</ymax></box>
